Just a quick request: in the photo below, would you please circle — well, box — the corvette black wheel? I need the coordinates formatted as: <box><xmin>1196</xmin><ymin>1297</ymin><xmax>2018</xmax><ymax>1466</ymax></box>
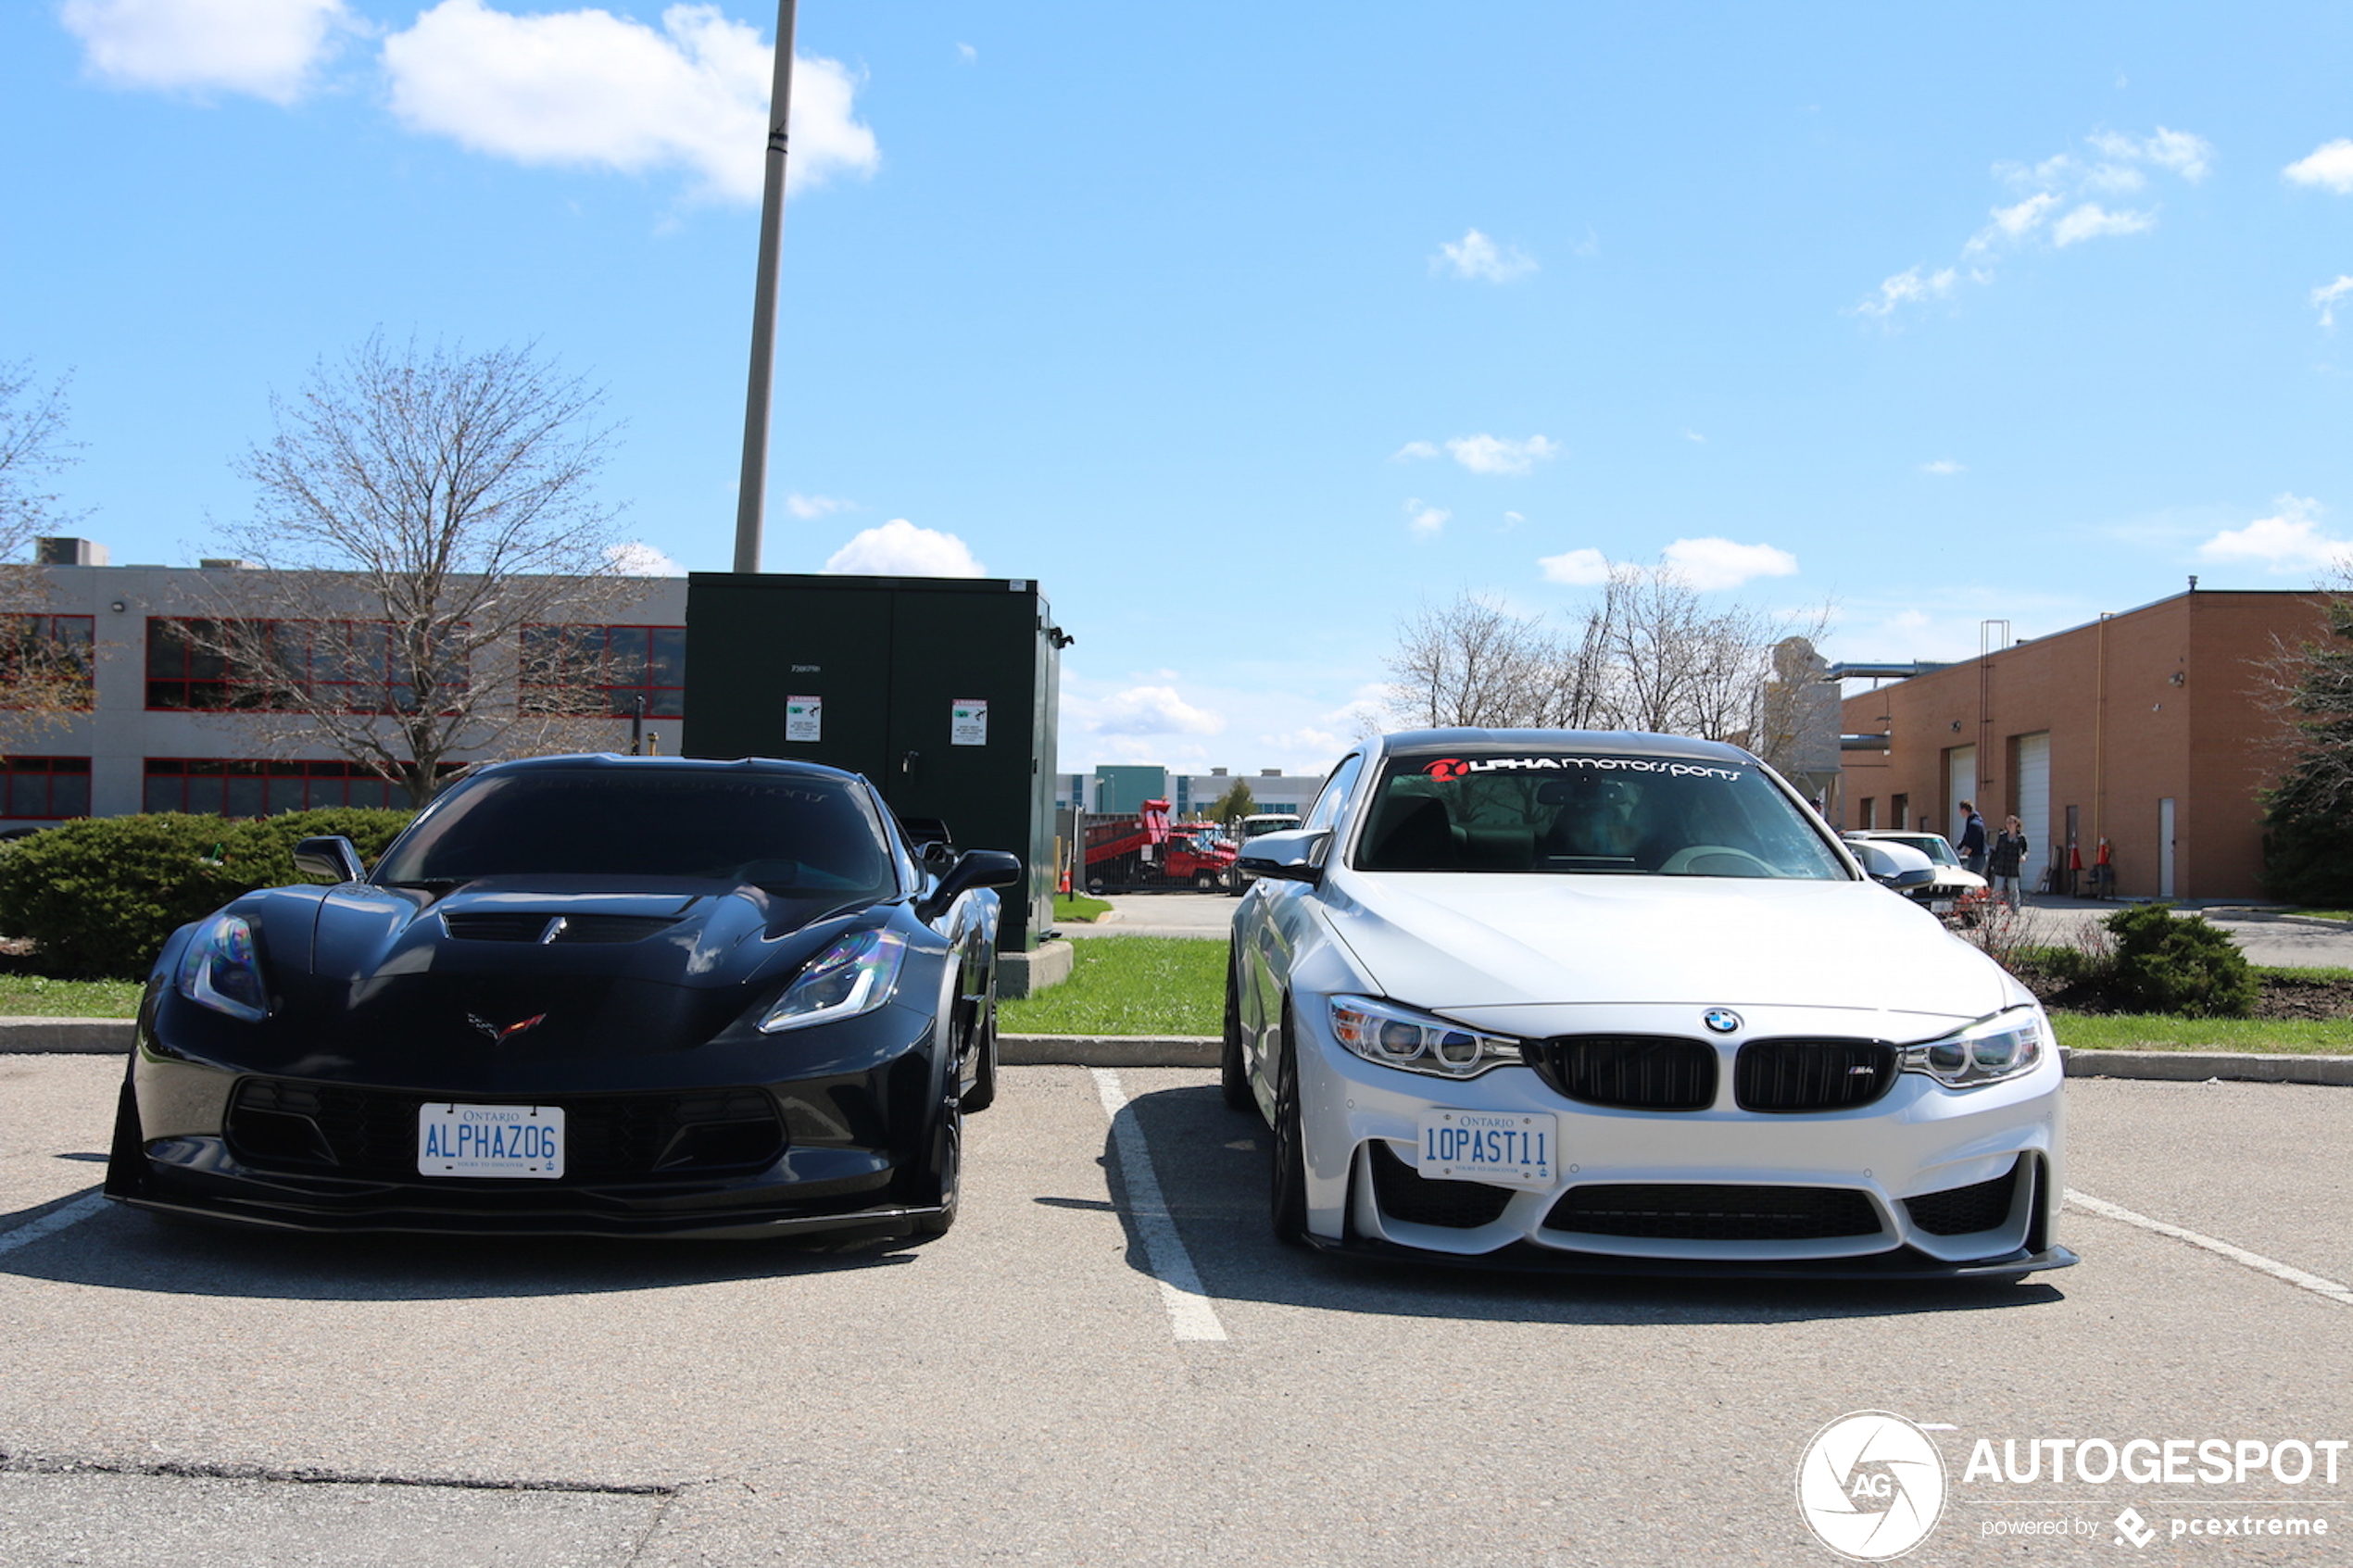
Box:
<box><xmin>911</xmin><ymin>1090</ymin><xmax>962</xmax><ymax>1238</ymax></box>
<box><xmin>962</xmin><ymin>977</ymin><xmax>1000</xmax><ymax>1113</ymax></box>
<box><xmin>1220</xmin><ymin>948</ymin><xmax>1252</xmax><ymax>1112</ymax></box>
<box><xmin>1269</xmin><ymin>1003</ymin><xmax>1308</xmax><ymax>1247</ymax></box>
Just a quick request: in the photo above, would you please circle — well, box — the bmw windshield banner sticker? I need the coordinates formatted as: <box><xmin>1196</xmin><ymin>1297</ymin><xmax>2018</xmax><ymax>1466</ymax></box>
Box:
<box><xmin>1795</xmin><ymin>1410</ymin><xmax>2345</xmax><ymax>1559</ymax></box>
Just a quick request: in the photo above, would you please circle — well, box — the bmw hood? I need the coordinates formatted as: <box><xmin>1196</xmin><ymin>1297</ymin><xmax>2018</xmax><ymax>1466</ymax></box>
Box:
<box><xmin>1318</xmin><ymin>870</ymin><xmax>2018</xmax><ymax>1026</ymax></box>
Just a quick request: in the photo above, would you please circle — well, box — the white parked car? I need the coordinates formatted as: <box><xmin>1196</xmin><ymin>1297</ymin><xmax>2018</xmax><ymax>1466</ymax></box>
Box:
<box><xmin>1842</xmin><ymin>830</ymin><xmax>1992</xmax><ymax>925</ymax></box>
<box><xmin>1225</xmin><ymin>729</ymin><xmax>2071</xmax><ymax>1279</ymax></box>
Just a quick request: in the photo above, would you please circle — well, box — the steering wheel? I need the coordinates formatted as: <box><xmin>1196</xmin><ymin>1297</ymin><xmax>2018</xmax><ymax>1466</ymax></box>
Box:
<box><xmin>1658</xmin><ymin>845</ymin><xmax>1777</xmax><ymax>877</ymax></box>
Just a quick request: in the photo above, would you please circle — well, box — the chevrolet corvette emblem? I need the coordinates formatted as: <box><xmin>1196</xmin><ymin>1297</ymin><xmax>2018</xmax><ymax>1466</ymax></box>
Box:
<box><xmin>468</xmin><ymin>1011</ymin><xmax>547</xmax><ymax>1044</ymax></box>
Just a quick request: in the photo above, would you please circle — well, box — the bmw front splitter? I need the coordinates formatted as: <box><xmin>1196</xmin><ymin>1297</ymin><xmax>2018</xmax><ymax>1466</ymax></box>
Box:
<box><xmin>1300</xmin><ymin>1234</ymin><xmax>2080</xmax><ymax>1282</ymax></box>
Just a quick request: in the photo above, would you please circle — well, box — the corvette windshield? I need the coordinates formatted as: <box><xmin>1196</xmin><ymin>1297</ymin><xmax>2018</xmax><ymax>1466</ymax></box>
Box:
<box><xmin>1353</xmin><ymin>753</ymin><xmax>1848</xmax><ymax>879</ymax></box>
<box><xmin>376</xmin><ymin>770</ymin><xmax>897</xmax><ymax>897</ymax></box>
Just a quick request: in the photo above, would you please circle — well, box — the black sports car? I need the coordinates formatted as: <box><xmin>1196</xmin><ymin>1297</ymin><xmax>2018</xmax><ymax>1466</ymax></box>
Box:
<box><xmin>104</xmin><ymin>755</ymin><xmax>1023</xmax><ymax>1240</ymax></box>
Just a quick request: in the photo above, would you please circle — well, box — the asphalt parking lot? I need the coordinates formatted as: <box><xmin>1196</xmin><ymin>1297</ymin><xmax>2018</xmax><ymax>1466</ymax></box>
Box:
<box><xmin>4</xmin><ymin>1054</ymin><xmax>2350</xmax><ymax>1566</ymax></box>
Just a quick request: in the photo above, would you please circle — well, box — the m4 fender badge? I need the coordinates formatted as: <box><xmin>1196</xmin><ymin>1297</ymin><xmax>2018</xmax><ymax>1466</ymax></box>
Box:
<box><xmin>469</xmin><ymin>1011</ymin><xmax>548</xmax><ymax>1044</ymax></box>
<box><xmin>1702</xmin><ymin>1009</ymin><xmax>1742</xmax><ymax>1035</ymax></box>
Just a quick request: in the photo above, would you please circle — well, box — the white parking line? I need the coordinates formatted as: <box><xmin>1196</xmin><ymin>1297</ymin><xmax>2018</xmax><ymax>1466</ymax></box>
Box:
<box><xmin>0</xmin><ymin>1189</ymin><xmax>110</xmax><ymax>1258</ymax></box>
<box><xmin>1090</xmin><ymin>1069</ymin><xmax>1230</xmax><ymax>1344</ymax></box>
<box><xmin>2067</xmin><ymin>1188</ymin><xmax>2353</xmax><ymax>1310</ymax></box>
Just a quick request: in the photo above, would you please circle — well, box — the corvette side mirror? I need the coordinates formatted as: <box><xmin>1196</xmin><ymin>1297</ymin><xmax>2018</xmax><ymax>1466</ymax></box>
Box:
<box><xmin>917</xmin><ymin>849</ymin><xmax>1023</xmax><ymax>922</ymax></box>
<box><xmin>292</xmin><ymin>834</ymin><xmax>366</xmax><ymax>884</ymax></box>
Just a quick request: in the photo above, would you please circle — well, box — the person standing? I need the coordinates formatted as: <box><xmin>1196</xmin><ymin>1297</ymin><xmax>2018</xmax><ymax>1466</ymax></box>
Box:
<box><xmin>1955</xmin><ymin>799</ymin><xmax>1989</xmax><ymax>877</ymax></box>
<box><xmin>1988</xmin><ymin>815</ymin><xmax>2028</xmax><ymax>910</ymax></box>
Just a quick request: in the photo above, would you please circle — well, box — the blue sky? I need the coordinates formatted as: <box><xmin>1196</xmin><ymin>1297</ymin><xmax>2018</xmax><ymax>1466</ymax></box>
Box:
<box><xmin>7</xmin><ymin>2</ymin><xmax>2353</xmax><ymax>776</ymax></box>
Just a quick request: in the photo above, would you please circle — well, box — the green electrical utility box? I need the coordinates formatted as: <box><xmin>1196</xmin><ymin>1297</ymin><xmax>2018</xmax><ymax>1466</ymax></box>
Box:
<box><xmin>681</xmin><ymin>572</ymin><xmax>1061</xmax><ymax>953</ymax></box>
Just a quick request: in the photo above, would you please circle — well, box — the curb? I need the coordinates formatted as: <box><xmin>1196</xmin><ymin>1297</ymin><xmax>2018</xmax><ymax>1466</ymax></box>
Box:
<box><xmin>6</xmin><ymin>1023</ymin><xmax>2345</xmax><ymax>1087</ymax></box>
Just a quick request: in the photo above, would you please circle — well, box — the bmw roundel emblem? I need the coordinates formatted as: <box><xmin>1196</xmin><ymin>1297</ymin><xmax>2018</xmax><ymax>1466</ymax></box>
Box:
<box><xmin>1702</xmin><ymin>1009</ymin><xmax>1743</xmax><ymax>1035</ymax></box>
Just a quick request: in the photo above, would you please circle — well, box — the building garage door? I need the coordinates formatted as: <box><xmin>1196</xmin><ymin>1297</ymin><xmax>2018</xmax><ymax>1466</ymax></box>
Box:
<box><xmin>2016</xmin><ymin>732</ymin><xmax>2050</xmax><ymax>888</ymax></box>
<box><xmin>1944</xmin><ymin>745</ymin><xmax>1975</xmax><ymax>843</ymax></box>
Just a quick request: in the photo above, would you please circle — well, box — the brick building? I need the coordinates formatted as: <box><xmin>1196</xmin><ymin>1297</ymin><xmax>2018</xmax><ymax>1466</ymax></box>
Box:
<box><xmin>1838</xmin><ymin>588</ymin><xmax>2328</xmax><ymax>901</ymax></box>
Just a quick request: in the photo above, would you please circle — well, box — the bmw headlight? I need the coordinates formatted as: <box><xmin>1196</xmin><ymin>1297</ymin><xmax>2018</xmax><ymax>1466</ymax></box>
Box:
<box><xmin>759</xmin><ymin>928</ymin><xmax>907</xmax><ymax>1034</ymax></box>
<box><xmin>1901</xmin><ymin>1006</ymin><xmax>2048</xmax><ymax>1088</ymax></box>
<box><xmin>175</xmin><ymin>913</ymin><xmax>270</xmax><ymax>1023</ymax></box>
<box><xmin>1329</xmin><ymin>995</ymin><xmax>1524</xmax><ymax>1079</ymax></box>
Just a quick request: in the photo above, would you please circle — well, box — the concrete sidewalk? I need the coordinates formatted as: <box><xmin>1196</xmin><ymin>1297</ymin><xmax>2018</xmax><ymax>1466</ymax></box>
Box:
<box><xmin>13</xmin><ymin>1017</ymin><xmax>2344</xmax><ymax>1085</ymax></box>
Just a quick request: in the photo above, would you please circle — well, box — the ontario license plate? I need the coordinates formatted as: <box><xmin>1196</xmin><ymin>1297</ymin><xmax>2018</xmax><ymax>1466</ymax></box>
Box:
<box><xmin>1931</xmin><ymin>899</ymin><xmax>1956</xmax><ymax>914</ymax></box>
<box><xmin>418</xmin><ymin>1103</ymin><xmax>565</xmax><ymax>1179</ymax></box>
<box><xmin>1415</xmin><ymin>1110</ymin><xmax>1558</xmax><ymax>1191</ymax></box>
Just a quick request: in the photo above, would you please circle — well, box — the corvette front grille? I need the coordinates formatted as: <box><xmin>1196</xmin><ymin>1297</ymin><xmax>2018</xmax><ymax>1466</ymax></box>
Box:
<box><xmin>1525</xmin><ymin>1035</ymin><xmax>1718</xmax><ymax>1110</ymax></box>
<box><xmin>442</xmin><ymin>913</ymin><xmax>682</xmax><ymax>944</ymax></box>
<box><xmin>1365</xmin><ymin>1141</ymin><xmax>1516</xmax><ymax>1229</ymax></box>
<box><xmin>1544</xmin><ymin>1183</ymin><xmax>1883</xmax><ymax>1241</ymax></box>
<box><xmin>226</xmin><ymin>1080</ymin><xmax>783</xmax><ymax>1180</ymax></box>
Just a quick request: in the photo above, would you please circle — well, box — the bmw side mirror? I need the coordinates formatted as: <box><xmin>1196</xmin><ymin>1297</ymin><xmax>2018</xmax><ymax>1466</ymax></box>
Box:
<box><xmin>1236</xmin><ymin>828</ymin><xmax>1329</xmax><ymax>886</ymax></box>
<box><xmin>917</xmin><ymin>849</ymin><xmax>1023</xmax><ymax>922</ymax></box>
<box><xmin>293</xmin><ymin>834</ymin><xmax>366</xmax><ymax>884</ymax></box>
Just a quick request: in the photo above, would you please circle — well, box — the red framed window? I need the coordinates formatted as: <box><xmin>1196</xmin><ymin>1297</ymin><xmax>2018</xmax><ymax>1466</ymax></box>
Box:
<box><xmin>0</xmin><ymin>615</ymin><xmax>96</xmax><ymax>709</ymax></box>
<box><xmin>143</xmin><ymin>758</ymin><xmax>414</xmax><ymax>817</ymax></box>
<box><xmin>520</xmin><ymin>624</ymin><xmax>686</xmax><ymax>718</ymax></box>
<box><xmin>145</xmin><ymin>619</ymin><xmax>467</xmax><ymax>713</ymax></box>
<box><xmin>0</xmin><ymin>756</ymin><xmax>91</xmax><ymax>818</ymax></box>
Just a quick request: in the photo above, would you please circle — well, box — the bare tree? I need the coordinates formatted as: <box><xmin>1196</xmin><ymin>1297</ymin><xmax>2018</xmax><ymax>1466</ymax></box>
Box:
<box><xmin>0</xmin><ymin>362</ymin><xmax>96</xmax><ymax>729</ymax></box>
<box><xmin>190</xmin><ymin>334</ymin><xmax>640</xmax><ymax>804</ymax></box>
<box><xmin>1381</xmin><ymin>563</ymin><xmax>1831</xmax><ymax>749</ymax></box>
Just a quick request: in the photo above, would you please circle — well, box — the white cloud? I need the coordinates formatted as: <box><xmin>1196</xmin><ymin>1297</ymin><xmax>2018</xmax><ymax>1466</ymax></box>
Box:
<box><xmin>1079</xmin><ymin>685</ymin><xmax>1227</xmax><ymax>738</ymax></box>
<box><xmin>784</xmin><ymin>492</ymin><xmax>851</xmax><ymax>519</ymax></box>
<box><xmin>2313</xmin><ymin>276</ymin><xmax>2353</xmax><ymax>330</ymax></box>
<box><xmin>2196</xmin><ymin>495</ymin><xmax>2353</xmax><ymax>574</ymax></box>
<box><xmin>821</xmin><ymin>519</ymin><xmax>984</xmax><ymax>577</ymax></box>
<box><xmin>605</xmin><ymin>540</ymin><xmax>685</xmax><ymax>575</ymax></box>
<box><xmin>60</xmin><ymin>0</ymin><xmax>353</xmax><ymax>104</ymax></box>
<box><xmin>1433</xmin><ymin>228</ymin><xmax>1538</xmax><ymax>283</ymax></box>
<box><xmin>1537</xmin><ymin>546</ymin><xmax>1612</xmax><ymax>586</ymax></box>
<box><xmin>2088</xmin><ymin>127</ymin><xmax>2214</xmax><ymax>182</ymax></box>
<box><xmin>2285</xmin><ymin>139</ymin><xmax>2353</xmax><ymax>194</ymax></box>
<box><xmin>2052</xmin><ymin>202</ymin><xmax>2155</xmax><ymax>246</ymax></box>
<box><xmin>1681</xmin><ymin>429</ymin><xmax>1707</xmax><ymax>444</ymax></box>
<box><xmin>955</xmin><ymin>42</ymin><xmax>976</xmax><ymax>64</ymax></box>
<box><xmin>1660</xmin><ymin>536</ymin><xmax>1800</xmax><ymax>590</ymax></box>
<box><xmin>1922</xmin><ymin>459</ymin><xmax>1967</xmax><ymax>476</ymax></box>
<box><xmin>1444</xmin><ymin>433</ymin><xmax>1560</xmax><ymax>476</ymax></box>
<box><xmin>1852</xmin><ymin>266</ymin><xmax>1957</xmax><ymax>320</ymax></box>
<box><xmin>1501</xmin><ymin>510</ymin><xmax>1526</xmax><ymax>529</ymax></box>
<box><xmin>1868</xmin><ymin>125</ymin><xmax>2205</xmax><ymax>319</ymax></box>
<box><xmin>1390</xmin><ymin>440</ymin><xmax>1440</xmax><ymax>462</ymax></box>
<box><xmin>1403</xmin><ymin>499</ymin><xmax>1450</xmax><ymax>537</ymax></box>
<box><xmin>381</xmin><ymin>0</ymin><xmax>878</xmax><ymax>204</ymax></box>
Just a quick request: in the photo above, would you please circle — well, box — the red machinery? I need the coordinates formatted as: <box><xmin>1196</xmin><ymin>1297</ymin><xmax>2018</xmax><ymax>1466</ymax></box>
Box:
<box><xmin>1081</xmin><ymin>799</ymin><xmax>1238</xmax><ymax>891</ymax></box>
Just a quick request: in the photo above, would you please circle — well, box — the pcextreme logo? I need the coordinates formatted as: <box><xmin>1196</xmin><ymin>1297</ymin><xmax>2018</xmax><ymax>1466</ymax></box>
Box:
<box><xmin>1796</xmin><ymin>1411</ymin><xmax>1947</xmax><ymax>1562</ymax></box>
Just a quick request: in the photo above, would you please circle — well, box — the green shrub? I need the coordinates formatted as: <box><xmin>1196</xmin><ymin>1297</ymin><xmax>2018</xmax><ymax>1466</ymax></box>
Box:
<box><xmin>0</xmin><ymin>809</ymin><xmax>414</xmax><ymax>979</ymax></box>
<box><xmin>2100</xmin><ymin>903</ymin><xmax>2258</xmax><ymax>1019</ymax></box>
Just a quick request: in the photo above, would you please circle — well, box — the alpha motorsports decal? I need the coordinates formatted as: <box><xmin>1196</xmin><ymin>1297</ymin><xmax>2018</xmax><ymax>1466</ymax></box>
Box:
<box><xmin>1419</xmin><ymin>755</ymin><xmax>1745</xmax><ymax>783</ymax></box>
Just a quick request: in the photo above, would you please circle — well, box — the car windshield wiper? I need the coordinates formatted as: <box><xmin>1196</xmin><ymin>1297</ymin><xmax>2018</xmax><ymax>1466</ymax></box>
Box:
<box><xmin>384</xmin><ymin>877</ymin><xmax>472</xmax><ymax>900</ymax></box>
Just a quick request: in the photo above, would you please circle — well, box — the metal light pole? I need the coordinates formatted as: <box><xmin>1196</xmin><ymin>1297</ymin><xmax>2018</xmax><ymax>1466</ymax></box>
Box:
<box><xmin>732</xmin><ymin>0</ymin><xmax>799</xmax><ymax>573</ymax></box>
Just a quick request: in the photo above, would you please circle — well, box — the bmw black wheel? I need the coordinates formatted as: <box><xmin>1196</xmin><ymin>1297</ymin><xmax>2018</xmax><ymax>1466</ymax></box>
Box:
<box><xmin>1220</xmin><ymin>947</ymin><xmax>1252</xmax><ymax>1112</ymax></box>
<box><xmin>1269</xmin><ymin>1003</ymin><xmax>1309</xmax><ymax>1247</ymax></box>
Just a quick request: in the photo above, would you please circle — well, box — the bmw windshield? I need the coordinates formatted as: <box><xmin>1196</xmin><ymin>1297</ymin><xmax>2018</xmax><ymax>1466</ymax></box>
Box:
<box><xmin>1352</xmin><ymin>751</ymin><xmax>1849</xmax><ymax>879</ymax></box>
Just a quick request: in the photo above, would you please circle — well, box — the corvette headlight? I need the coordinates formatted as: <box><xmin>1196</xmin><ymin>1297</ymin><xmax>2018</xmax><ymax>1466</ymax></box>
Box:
<box><xmin>1901</xmin><ymin>1006</ymin><xmax>2047</xmax><ymax>1088</ymax></box>
<box><xmin>1329</xmin><ymin>995</ymin><xmax>1524</xmax><ymax>1079</ymax></box>
<box><xmin>759</xmin><ymin>928</ymin><xmax>907</xmax><ymax>1034</ymax></box>
<box><xmin>175</xmin><ymin>913</ymin><xmax>270</xmax><ymax>1022</ymax></box>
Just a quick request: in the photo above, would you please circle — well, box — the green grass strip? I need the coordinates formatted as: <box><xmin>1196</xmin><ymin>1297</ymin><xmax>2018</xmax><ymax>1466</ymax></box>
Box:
<box><xmin>2055</xmin><ymin>1012</ymin><xmax>2353</xmax><ymax>1055</ymax></box>
<box><xmin>1000</xmin><ymin>935</ymin><xmax>1223</xmax><ymax>1037</ymax></box>
<box><xmin>0</xmin><ymin>974</ymin><xmax>144</xmax><ymax>1019</ymax></box>
<box><xmin>1052</xmin><ymin>893</ymin><xmax>1114</xmax><ymax>923</ymax></box>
